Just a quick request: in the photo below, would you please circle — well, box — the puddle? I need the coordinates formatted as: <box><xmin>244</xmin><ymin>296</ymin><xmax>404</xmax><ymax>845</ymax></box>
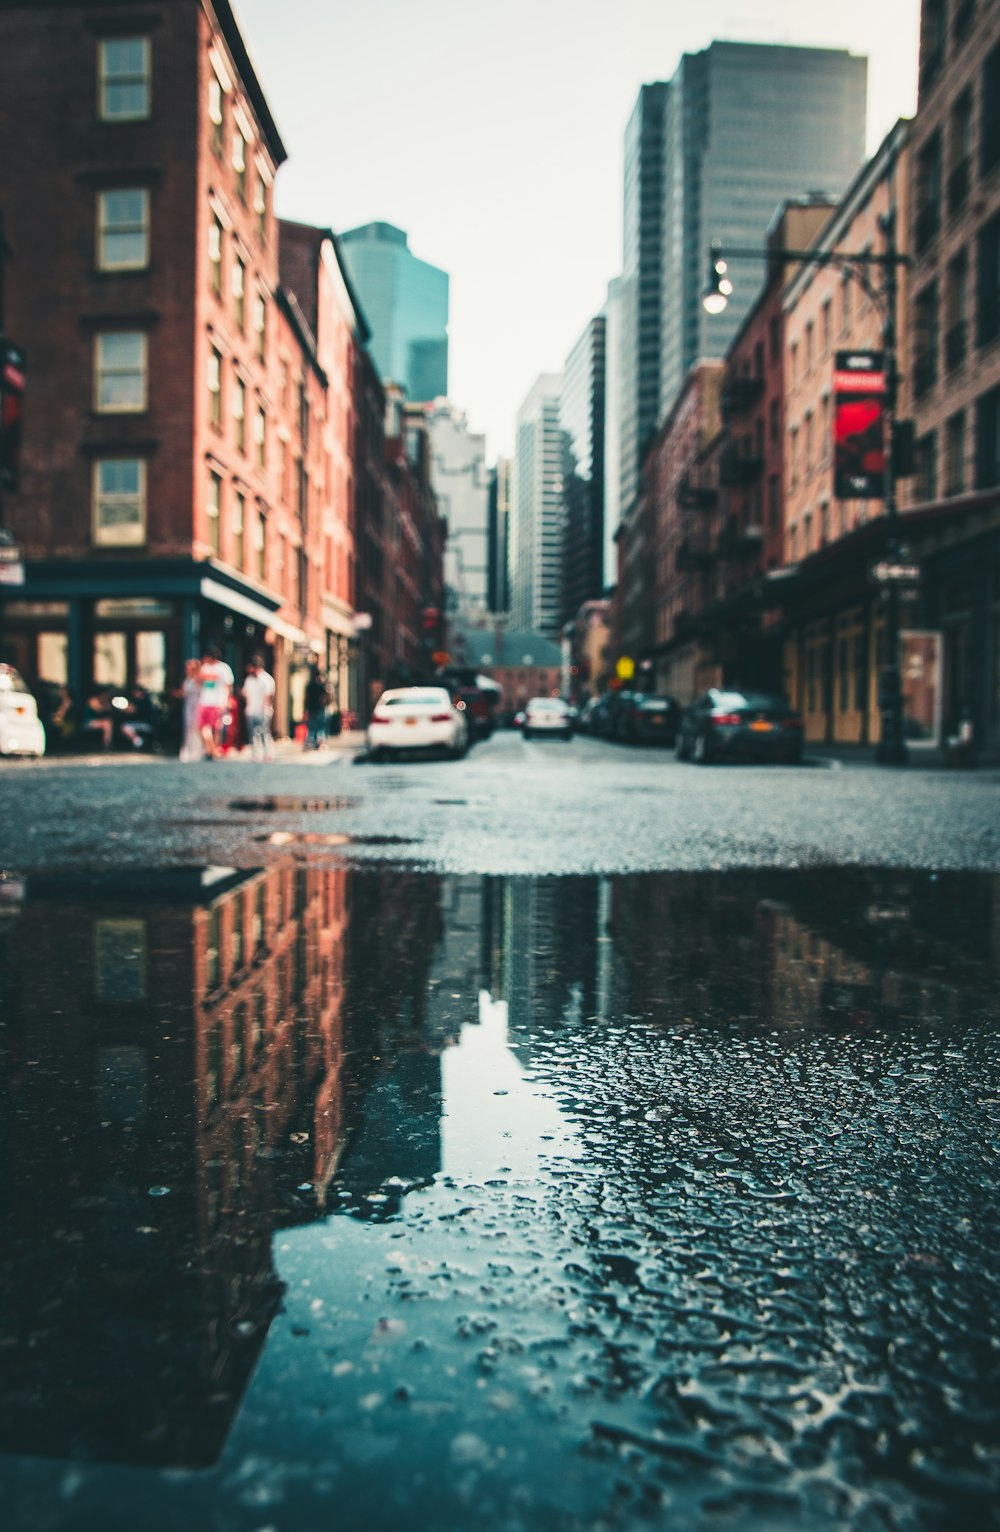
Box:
<box><xmin>0</xmin><ymin>865</ymin><xmax>998</xmax><ymax>1530</ymax></box>
<box><xmin>229</xmin><ymin>796</ymin><xmax>358</xmax><ymax>813</ymax></box>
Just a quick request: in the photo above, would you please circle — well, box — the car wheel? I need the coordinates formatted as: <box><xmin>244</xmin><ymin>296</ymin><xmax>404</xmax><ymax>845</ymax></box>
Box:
<box><xmin>523</xmin><ymin>728</ymin><xmax>531</xmax><ymax>741</ymax></box>
<box><xmin>693</xmin><ymin>731</ymin><xmax>713</xmax><ymax>764</ymax></box>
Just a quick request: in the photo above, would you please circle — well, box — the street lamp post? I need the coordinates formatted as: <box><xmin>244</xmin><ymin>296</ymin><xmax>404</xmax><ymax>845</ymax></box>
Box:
<box><xmin>703</xmin><ymin>202</ymin><xmax>911</xmax><ymax>766</ymax></box>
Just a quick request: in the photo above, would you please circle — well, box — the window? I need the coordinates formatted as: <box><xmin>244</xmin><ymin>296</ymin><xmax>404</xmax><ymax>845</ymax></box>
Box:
<box><xmin>253</xmin><ymin>508</ymin><xmax>266</xmax><ymax>579</ymax></box>
<box><xmin>790</xmin><ymin>424</ymin><xmax>799</xmax><ymax>490</ymax></box>
<box><xmin>209</xmin><ymin>216</ymin><xmax>223</xmax><ymax>297</ymax></box>
<box><xmin>253</xmin><ymin>292</ymin><xmax>266</xmax><ymax>361</ymax></box>
<box><xmin>949</xmin><ymin>90</ymin><xmax>973</xmax><ymax>214</ymax></box>
<box><xmin>822</xmin><ymin>396</ymin><xmax>832</xmax><ymax>462</ymax></box>
<box><xmin>945</xmin><ymin>411</ymin><xmax>966</xmax><ymax>496</ymax></box>
<box><xmin>805</xmin><ymin>411</ymin><xmax>814</xmax><ymax>474</ymax></box>
<box><xmin>915</xmin><ymin>431</ymin><xmax>937</xmax><ymax>502</ymax></box>
<box><xmin>97</xmin><ymin>188</ymin><xmax>149</xmax><ymax>270</ymax></box>
<box><xmin>805</xmin><ymin>320</ymin><xmax>814</xmax><ymax>375</ymax></box>
<box><xmin>233</xmin><ymin>491</ymin><xmax>245</xmax><ymax>568</ymax></box>
<box><xmin>93</xmin><ymin>458</ymin><xmax>146</xmax><ymax>546</ymax></box>
<box><xmin>946</xmin><ymin>251</ymin><xmax>969</xmax><ymax>369</ymax></box>
<box><xmin>914</xmin><ymin>282</ymin><xmax>939</xmax><ymax>395</ymax></box>
<box><xmin>208</xmin><ymin>346</ymin><xmax>222</xmax><ymax>426</ymax></box>
<box><xmin>206</xmin><ymin>470</ymin><xmax>222</xmax><ymax>554</ymax></box>
<box><xmin>821</xmin><ymin>300</ymin><xmax>831</xmax><ymax>356</ymax></box>
<box><xmin>769</xmin><ymin>399</ymin><xmax>779</xmax><ymax>443</ymax></box>
<box><xmin>254</xmin><ymin>405</ymin><xmax>266</xmax><ymax>468</ymax></box>
<box><xmin>94</xmin><ymin>331</ymin><xmax>147</xmax><ymax>412</ymax></box>
<box><xmin>977</xmin><ymin>211</ymin><xmax>1000</xmax><ymax>347</ymax></box>
<box><xmin>232</xmin><ymin>255</ymin><xmax>245</xmax><ymax>329</ymax></box>
<box><xmin>98</xmin><ymin>36</ymin><xmax>151</xmax><ymax>121</ymax></box>
<box><xmin>208</xmin><ymin>75</ymin><xmax>224</xmax><ymax>154</ymax></box>
<box><xmin>233</xmin><ymin>377</ymin><xmax>245</xmax><ymax>451</ymax></box>
<box><xmin>790</xmin><ymin>340</ymin><xmax>798</xmax><ymax>389</ymax></box>
<box><xmin>975</xmin><ymin>384</ymin><xmax>1000</xmax><ymax>489</ymax></box>
<box><xmin>769</xmin><ymin>316</ymin><xmax>780</xmax><ymax>364</ymax></box>
<box><xmin>254</xmin><ymin>174</ymin><xmax>268</xmax><ymax>243</ymax></box>
<box><xmin>840</xmin><ymin>271</ymin><xmax>852</xmax><ymax>335</ymax></box>
<box><xmin>982</xmin><ymin>40</ymin><xmax>1000</xmax><ymax>177</ymax></box>
<box><xmin>233</xmin><ymin>129</ymin><xmax>248</xmax><ymax>201</ymax></box>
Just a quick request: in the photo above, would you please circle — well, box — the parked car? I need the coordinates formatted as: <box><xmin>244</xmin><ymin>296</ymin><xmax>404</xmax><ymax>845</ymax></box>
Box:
<box><xmin>577</xmin><ymin>696</ymin><xmax>603</xmax><ymax>734</ymax></box>
<box><xmin>675</xmin><ymin>689</ymin><xmax>804</xmax><ymax>764</ymax></box>
<box><xmin>0</xmin><ymin>665</ymin><xmax>46</xmax><ymax>758</ymax></box>
<box><xmin>622</xmin><ymin>692</ymin><xmax>681</xmax><ymax>745</ymax></box>
<box><xmin>606</xmin><ymin>688</ymin><xmax>637</xmax><ymax>741</ymax></box>
<box><xmin>522</xmin><ymin>697</ymin><xmax>573</xmax><ymax>741</ymax></box>
<box><xmin>368</xmin><ymin>686</ymin><xmax>468</xmax><ymax>761</ymax></box>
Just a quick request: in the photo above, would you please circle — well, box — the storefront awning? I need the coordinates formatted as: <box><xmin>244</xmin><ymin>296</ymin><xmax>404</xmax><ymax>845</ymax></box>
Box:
<box><xmin>200</xmin><ymin>576</ymin><xmax>306</xmax><ymax>644</ymax></box>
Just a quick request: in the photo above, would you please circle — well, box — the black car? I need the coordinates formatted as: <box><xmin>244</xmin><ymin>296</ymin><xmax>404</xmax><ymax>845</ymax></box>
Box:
<box><xmin>676</xmin><ymin>689</ymin><xmax>804</xmax><ymax>764</ymax></box>
<box><xmin>621</xmin><ymin>693</ymin><xmax>681</xmax><ymax>745</ymax></box>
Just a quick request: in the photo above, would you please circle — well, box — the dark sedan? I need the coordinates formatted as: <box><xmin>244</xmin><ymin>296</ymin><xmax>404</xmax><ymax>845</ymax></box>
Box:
<box><xmin>676</xmin><ymin>689</ymin><xmax>804</xmax><ymax>764</ymax></box>
<box><xmin>623</xmin><ymin>693</ymin><xmax>681</xmax><ymax>745</ymax></box>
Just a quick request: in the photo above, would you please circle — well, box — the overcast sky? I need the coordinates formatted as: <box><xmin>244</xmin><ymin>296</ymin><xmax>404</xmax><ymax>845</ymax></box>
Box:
<box><xmin>235</xmin><ymin>0</ymin><xmax>920</xmax><ymax>461</ymax></box>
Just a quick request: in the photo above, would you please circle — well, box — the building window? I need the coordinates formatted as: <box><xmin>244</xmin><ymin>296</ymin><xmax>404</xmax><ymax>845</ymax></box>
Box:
<box><xmin>913</xmin><ymin>282</ymin><xmax>939</xmax><ymax>396</ymax></box>
<box><xmin>767</xmin><ymin>474</ymin><xmax>779</xmax><ymax>529</ymax></box>
<box><xmin>945</xmin><ymin>411</ymin><xmax>966</xmax><ymax>496</ymax></box>
<box><xmin>208</xmin><ymin>346</ymin><xmax>222</xmax><ymax>426</ymax></box>
<box><xmin>790</xmin><ymin>340</ymin><xmax>798</xmax><ymax>389</ymax></box>
<box><xmin>981</xmin><ymin>40</ymin><xmax>1000</xmax><ymax>178</ymax></box>
<box><xmin>209</xmin><ymin>216</ymin><xmax>223</xmax><ymax>297</ymax></box>
<box><xmin>94</xmin><ymin>331</ymin><xmax>147</xmax><ymax>412</ymax></box>
<box><xmin>254</xmin><ymin>405</ymin><xmax>266</xmax><ymax>469</ymax></box>
<box><xmin>915</xmin><ymin>431</ymin><xmax>937</xmax><ymax>502</ymax></box>
<box><xmin>946</xmin><ymin>250</ymin><xmax>969</xmax><ymax>370</ymax></box>
<box><xmin>206</xmin><ymin>470</ymin><xmax>222</xmax><ymax>554</ymax></box>
<box><xmin>93</xmin><ymin>459</ymin><xmax>146</xmax><ymax>546</ymax></box>
<box><xmin>822</xmin><ymin>395</ymin><xmax>831</xmax><ymax>462</ymax></box>
<box><xmin>254</xmin><ymin>174</ymin><xmax>268</xmax><ymax>243</ymax></box>
<box><xmin>805</xmin><ymin>411</ymin><xmax>814</xmax><ymax>474</ymax></box>
<box><xmin>975</xmin><ymin>384</ymin><xmax>1000</xmax><ymax>489</ymax></box>
<box><xmin>915</xmin><ymin>133</ymin><xmax>942</xmax><ymax>253</ymax></box>
<box><xmin>805</xmin><ymin>320</ymin><xmax>814</xmax><ymax>375</ymax></box>
<box><xmin>821</xmin><ymin>300</ymin><xmax>831</xmax><ymax>356</ymax></box>
<box><xmin>977</xmin><ymin>211</ymin><xmax>1000</xmax><ymax>347</ymax></box>
<box><xmin>98</xmin><ymin>36</ymin><xmax>151</xmax><ymax>121</ymax></box>
<box><xmin>769</xmin><ymin>399</ymin><xmax>779</xmax><ymax>443</ymax></box>
<box><xmin>769</xmin><ymin>316</ymin><xmax>780</xmax><ymax>364</ymax></box>
<box><xmin>253</xmin><ymin>293</ymin><xmax>266</xmax><ymax>362</ymax></box>
<box><xmin>208</xmin><ymin>75</ymin><xmax>224</xmax><ymax>155</ymax></box>
<box><xmin>96</xmin><ymin>188</ymin><xmax>149</xmax><ymax>270</ymax></box>
<box><xmin>840</xmin><ymin>271</ymin><xmax>852</xmax><ymax>335</ymax></box>
<box><xmin>232</xmin><ymin>255</ymin><xmax>245</xmax><ymax>330</ymax></box>
<box><xmin>233</xmin><ymin>491</ymin><xmax>245</xmax><ymax>568</ymax></box>
<box><xmin>789</xmin><ymin>424</ymin><xmax>799</xmax><ymax>490</ymax></box>
<box><xmin>233</xmin><ymin>377</ymin><xmax>246</xmax><ymax>451</ymax></box>
<box><xmin>253</xmin><ymin>508</ymin><xmax>266</xmax><ymax>579</ymax></box>
<box><xmin>949</xmin><ymin>90</ymin><xmax>973</xmax><ymax>214</ymax></box>
<box><xmin>233</xmin><ymin>129</ymin><xmax>248</xmax><ymax>201</ymax></box>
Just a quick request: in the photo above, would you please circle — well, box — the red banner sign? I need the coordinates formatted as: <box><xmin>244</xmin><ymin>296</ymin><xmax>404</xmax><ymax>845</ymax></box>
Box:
<box><xmin>834</xmin><ymin>350</ymin><xmax>886</xmax><ymax>501</ymax></box>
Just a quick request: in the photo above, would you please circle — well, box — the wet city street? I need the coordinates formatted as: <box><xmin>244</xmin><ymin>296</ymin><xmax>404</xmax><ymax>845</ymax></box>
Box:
<box><xmin>1</xmin><ymin>736</ymin><xmax>999</xmax><ymax>1531</ymax></box>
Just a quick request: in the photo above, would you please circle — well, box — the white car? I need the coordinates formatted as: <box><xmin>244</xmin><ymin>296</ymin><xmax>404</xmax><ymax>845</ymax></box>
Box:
<box><xmin>0</xmin><ymin>666</ymin><xmax>46</xmax><ymax>757</ymax></box>
<box><xmin>522</xmin><ymin>697</ymin><xmax>573</xmax><ymax>741</ymax></box>
<box><xmin>368</xmin><ymin>686</ymin><xmax>469</xmax><ymax>761</ymax></box>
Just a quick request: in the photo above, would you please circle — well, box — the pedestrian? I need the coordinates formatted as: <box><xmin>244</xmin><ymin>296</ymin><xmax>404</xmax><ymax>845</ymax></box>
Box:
<box><xmin>80</xmin><ymin>688</ymin><xmax>114</xmax><ymax>750</ymax></box>
<box><xmin>118</xmin><ymin>684</ymin><xmax>158</xmax><ymax>750</ymax></box>
<box><xmin>179</xmin><ymin>658</ymin><xmax>203</xmax><ymax>761</ymax></box>
<box><xmin>303</xmin><ymin>665</ymin><xmax>328</xmax><ymax>750</ymax></box>
<box><xmin>197</xmin><ymin>646</ymin><xmax>235</xmax><ymax>760</ymax></box>
<box><xmin>242</xmin><ymin>655</ymin><xmax>276</xmax><ymax>762</ymax></box>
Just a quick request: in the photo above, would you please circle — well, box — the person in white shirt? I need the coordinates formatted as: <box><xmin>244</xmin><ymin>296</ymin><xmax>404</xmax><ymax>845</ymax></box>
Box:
<box><xmin>197</xmin><ymin>646</ymin><xmax>235</xmax><ymax>759</ymax></box>
<box><xmin>241</xmin><ymin>655</ymin><xmax>276</xmax><ymax>762</ymax></box>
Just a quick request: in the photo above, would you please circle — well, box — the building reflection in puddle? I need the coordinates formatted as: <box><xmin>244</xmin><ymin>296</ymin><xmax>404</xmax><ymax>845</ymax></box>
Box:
<box><xmin>0</xmin><ymin>862</ymin><xmax>997</xmax><ymax>1481</ymax></box>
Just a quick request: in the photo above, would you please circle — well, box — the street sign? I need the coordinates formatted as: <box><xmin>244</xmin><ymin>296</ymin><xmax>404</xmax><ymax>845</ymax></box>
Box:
<box><xmin>0</xmin><ymin>541</ymin><xmax>22</xmax><ymax>563</ymax></box>
<box><xmin>0</xmin><ymin>561</ymin><xmax>25</xmax><ymax>586</ymax></box>
<box><xmin>616</xmin><ymin>655</ymin><xmax>635</xmax><ymax>681</ymax></box>
<box><xmin>870</xmin><ymin>560</ymin><xmax>921</xmax><ymax>585</ymax></box>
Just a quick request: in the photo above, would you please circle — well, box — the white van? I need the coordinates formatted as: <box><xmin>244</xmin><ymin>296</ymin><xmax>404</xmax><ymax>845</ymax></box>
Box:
<box><xmin>0</xmin><ymin>665</ymin><xmax>46</xmax><ymax>757</ymax></box>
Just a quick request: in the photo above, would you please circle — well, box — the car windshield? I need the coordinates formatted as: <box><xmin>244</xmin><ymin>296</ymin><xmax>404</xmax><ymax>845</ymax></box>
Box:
<box><xmin>0</xmin><ymin>667</ymin><xmax>30</xmax><ymax>695</ymax></box>
<box><xmin>380</xmin><ymin>690</ymin><xmax>449</xmax><ymax>707</ymax></box>
<box><xmin>713</xmin><ymin>691</ymin><xmax>788</xmax><ymax>711</ymax></box>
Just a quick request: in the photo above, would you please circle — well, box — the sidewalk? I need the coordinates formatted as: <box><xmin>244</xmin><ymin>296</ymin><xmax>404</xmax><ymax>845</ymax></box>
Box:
<box><xmin>269</xmin><ymin>730</ymin><xmax>367</xmax><ymax>763</ymax></box>
<box><xmin>805</xmin><ymin>741</ymin><xmax>1000</xmax><ymax>770</ymax></box>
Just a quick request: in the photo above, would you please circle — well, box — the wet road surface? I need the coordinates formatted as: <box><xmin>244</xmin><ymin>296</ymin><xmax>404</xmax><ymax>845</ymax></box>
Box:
<box><xmin>1</xmin><ymin>860</ymin><xmax>998</xmax><ymax>1530</ymax></box>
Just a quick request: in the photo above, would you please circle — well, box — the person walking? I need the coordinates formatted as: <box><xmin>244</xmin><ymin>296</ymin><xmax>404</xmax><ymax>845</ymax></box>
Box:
<box><xmin>242</xmin><ymin>655</ymin><xmax>275</xmax><ymax>762</ymax></box>
<box><xmin>303</xmin><ymin>665</ymin><xmax>329</xmax><ymax>751</ymax></box>
<box><xmin>197</xmin><ymin>646</ymin><xmax>234</xmax><ymax>760</ymax></box>
<box><xmin>179</xmin><ymin>658</ymin><xmax>203</xmax><ymax>761</ymax></box>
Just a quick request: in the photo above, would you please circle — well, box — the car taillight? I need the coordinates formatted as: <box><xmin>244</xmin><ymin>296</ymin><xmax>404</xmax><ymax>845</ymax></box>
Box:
<box><xmin>781</xmin><ymin>715</ymin><xmax>803</xmax><ymax>729</ymax></box>
<box><xmin>370</xmin><ymin>713</ymin><xmax>390</xmax><ymax>725</ymax></box>
<box><xmin>711</xmin><ymin>711</ymin><xmax>742</xmax><ymax>726</ymax></box>
<box><xmin>430</xmin><ymin>713</ymin><xmax>451</xmax><ymax>723</ymax></box>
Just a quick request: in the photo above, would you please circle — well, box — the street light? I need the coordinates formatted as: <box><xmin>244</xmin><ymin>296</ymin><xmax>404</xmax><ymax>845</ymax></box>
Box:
<box><xmin>702</xmin><ymin>198</ymin><xmax>911</xmax><ymax>766</ymax></box>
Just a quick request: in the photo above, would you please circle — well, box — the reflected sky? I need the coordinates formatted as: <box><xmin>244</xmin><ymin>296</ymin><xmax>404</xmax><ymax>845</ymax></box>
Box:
<box><xmin>0</xmin><ymin>864</ymin><xmax>997</xmax><ymax>1529</ymax></box>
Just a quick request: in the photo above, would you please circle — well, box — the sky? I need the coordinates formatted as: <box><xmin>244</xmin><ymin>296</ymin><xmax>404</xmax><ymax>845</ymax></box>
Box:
<box><xmin>235</xmin><ymin>0</ymin><xmax>921</xmax><ymax>462</ymax></box>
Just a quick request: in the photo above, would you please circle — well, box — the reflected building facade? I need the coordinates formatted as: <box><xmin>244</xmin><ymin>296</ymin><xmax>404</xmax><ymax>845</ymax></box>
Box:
<box><xmin>339</xmin><ymin>222</ymin><xmax>449</xmax><ymax>403</ymax></box>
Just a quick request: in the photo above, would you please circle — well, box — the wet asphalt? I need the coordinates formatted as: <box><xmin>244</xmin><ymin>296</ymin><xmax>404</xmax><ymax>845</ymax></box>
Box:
<box><xmin>0</xmin><ymin>733</ymin><xmax>998</xmax><ymax>1532</ymax></box>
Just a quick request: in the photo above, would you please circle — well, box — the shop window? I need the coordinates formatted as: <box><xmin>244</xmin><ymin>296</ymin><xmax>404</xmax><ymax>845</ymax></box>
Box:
<box><xmin>38</xmin><ymin>632</ymin><xmax>68</xmax><ymax>686</ymax></box>
<box><xmin>97</xmin><ymin>188</ymin><xmax>149</xmax><ymax>270</ymax></box>
<box><xmin>98</xmin><ymin>36</ymin><xmax>151</xmax><ymax>121</ymax></box>
<box><xmin>93</xmin><ymin>631</ymin><xmax>127</xmax><ymax>687</ymax></box>
<box><xmin>135</xmin><ymin>631</ymin><xmax>166</xmax><ymax>694</ymax></box>
<box><xmin>93</xmin><ymin>919</ymin><xmax>147</xmax><ymax>1002</ymax></box>
<box><xmin>94</xmin><ymin>331</ymin><xmax>147</xmax><ymax>412</ymax></box>
<box><xmin>93</xmin><ymin>459</ymin><xmax>146</xmax><ymax>546</ymax></box>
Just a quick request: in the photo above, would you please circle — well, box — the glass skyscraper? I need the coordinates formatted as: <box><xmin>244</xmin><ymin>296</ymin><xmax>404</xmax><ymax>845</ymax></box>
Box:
<box><xmin>510</xmin><ymin>375</ymin><xmax>563</xmax><ymax>638</ymax></box>
<box><xmin>560</xmin><ymin>315</ymin><xmax>606</xmax><ymax>625</ymax></box>
<box><xmin>339</xmin><ymin>222</ymin><xmax>449</xmax><ymax>402</ymax></box>
<box><xmin>620</xmin><ymin>83</ymin><xmax>668</xmax><ymax>517</ymax></box>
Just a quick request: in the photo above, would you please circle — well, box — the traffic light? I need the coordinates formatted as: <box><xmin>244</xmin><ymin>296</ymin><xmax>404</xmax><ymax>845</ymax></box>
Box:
<box><xmin>0</xmin><ymin>341</ymin><xmax>26</xmax><ymax>493</ymax></box>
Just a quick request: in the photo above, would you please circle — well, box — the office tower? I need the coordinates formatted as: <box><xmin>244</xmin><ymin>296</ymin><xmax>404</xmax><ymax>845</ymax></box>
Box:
<box><xmin>425</xmin><ymin>399</ymin><xmax>489</xmax><ymax>613</ymax></box>
<box><xmin>339</xmin><ymin>222</ymin><xmax>449</xmax><ymax>401</ymax></box>
<box><xmin>659</xmin><ymin>40</ymin><xmax>867</xmax><ymax>414</ymax></box>
<box><xmin>487</xmin><ymin>457</ymin><xmax>511</xmax><ymax>614</ymax></box>
<box><xmin>560</xmin><ymin>315</ymin><xmax>606</xmax><ymax>624</ymax></box>
<box><xmin>620</xmin><ymin>82</ymin><xmax>669</xmax><ymax>515</ymax></box>
<box><xmin>603</xmin><ymin>276</ymin><xmax>624</xmax><ymax>587</ymax></box>
<box><xmin>510</xmin><ymin>374</ymin><xmax>563</xmax><ymax>637</ymax></box>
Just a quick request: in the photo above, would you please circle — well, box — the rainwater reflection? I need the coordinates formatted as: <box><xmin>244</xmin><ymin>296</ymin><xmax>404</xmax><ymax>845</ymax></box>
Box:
<box><xmin>0</xmin><ymin>865</ymin><xmax>997</xmax><ymax>1529</ymax></box>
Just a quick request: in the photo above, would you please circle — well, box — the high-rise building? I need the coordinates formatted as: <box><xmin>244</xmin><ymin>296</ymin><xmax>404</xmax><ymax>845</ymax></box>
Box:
<box><xmin>603</xmin><ymin>276</ymin><xmax>625</xmax><ymax>588</ymax></box>
<box><xmin>339</xmin><ymin>222</ymin><xmax>449</xmax><ymax>402</ymax></box>
<box><xmin>659</xmin><ymin>41</ymin><xmax>868</xmax><ymax>415</ymax></box>
<box><xmin>487</xmin><ymin>457</ymin><xmax>511</xmax><ymax>614</ymax></box>
<box><xmin>560</xmin><ymin>316</ymin><xmax>606</xmax><ymax>624</ymax></box>
<box><xmin>424</xmin><ymin>400</ymin><xmax>489</xmax><ymax>614</ymax></box>
<box><xmin>510</xmin><ymin>374</ymin><xmax>563</xmax><ymax>637</ymax></box>
<box><xmin>620</xmin><ymin>83</ymin><xmax>669</xmax><ymax>516</ymax></box>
